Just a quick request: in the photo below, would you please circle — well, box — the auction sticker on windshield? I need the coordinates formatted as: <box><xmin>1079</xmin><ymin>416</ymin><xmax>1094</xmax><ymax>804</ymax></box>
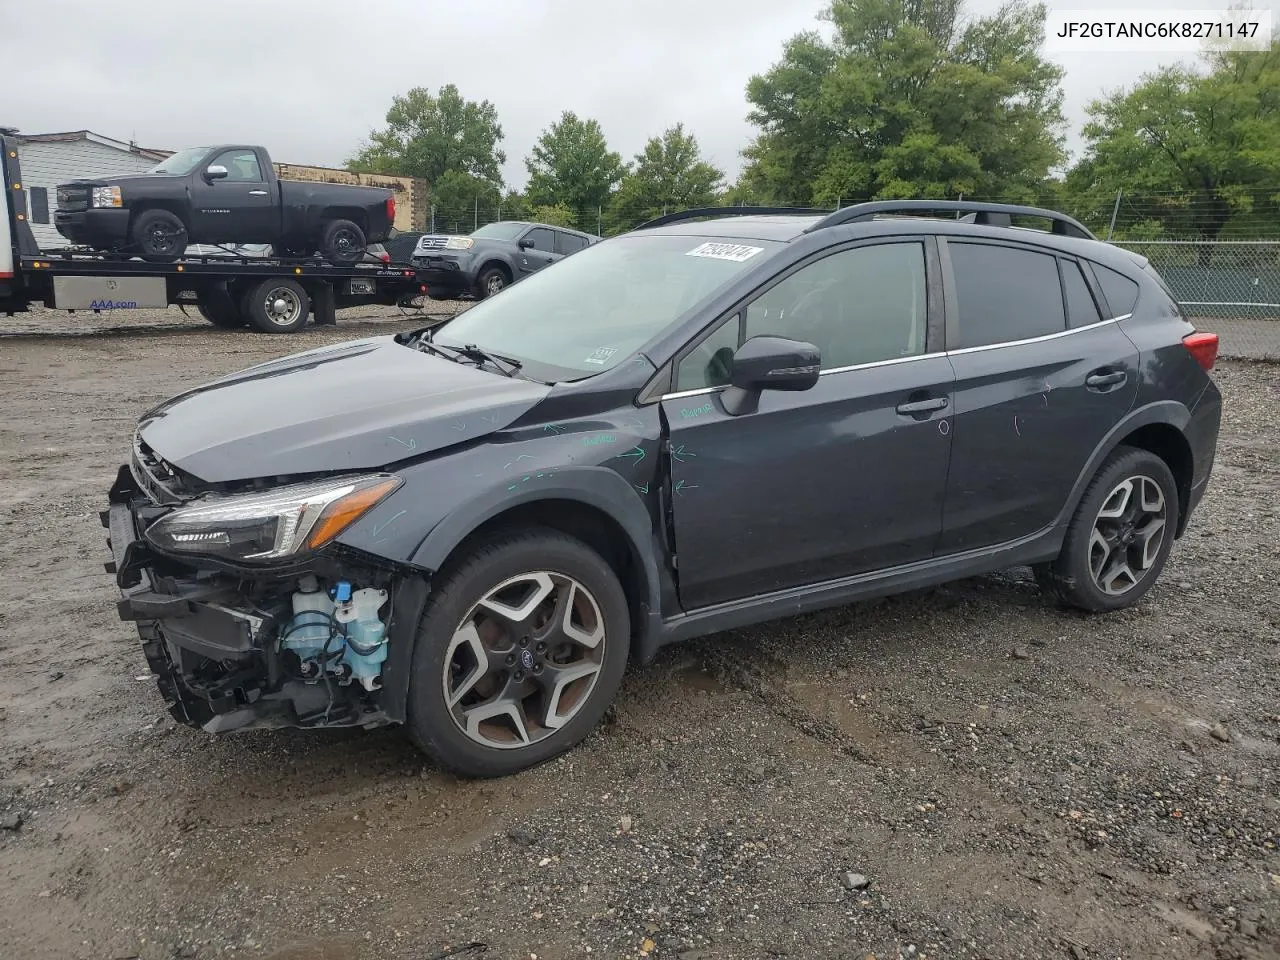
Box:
<box><xmin>584</xmin><ymin>346</ymin><xmax>619</xmax><ymax>365</ymax></box>
<box><xmin>685</xmin><ymin>242</ymin><xmax>764</xmax><ymax>262</ymax></box>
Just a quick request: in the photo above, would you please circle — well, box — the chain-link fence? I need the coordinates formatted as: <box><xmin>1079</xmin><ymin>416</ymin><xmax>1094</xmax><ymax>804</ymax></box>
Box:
<box><xmin>1109</xmin><ymin>240</ymin><xmax>1280</xmax><ymax>360</ymax></box>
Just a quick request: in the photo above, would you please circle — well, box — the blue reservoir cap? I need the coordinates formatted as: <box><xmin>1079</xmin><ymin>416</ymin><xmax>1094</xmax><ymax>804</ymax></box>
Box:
<box><xmin>331</xmin><ymin>581</ymin><xmax>353</xmax><ymax>603</ymax></box>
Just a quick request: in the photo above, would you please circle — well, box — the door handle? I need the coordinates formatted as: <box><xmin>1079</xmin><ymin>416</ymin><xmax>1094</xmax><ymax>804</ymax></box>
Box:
<box><xmin>1086</xmin><ymin>370</ymin><xmax>1127</xmax><ymax>390</ymax></box>
<box><xmin>248</xmin><ymin>190</ymin><xmax>268</xmax><ymax>196</ymax></box>
<box><xmin>896</xmin><ymin>396</ymin><xmax>949</xmax><ymax>416</ymax></box>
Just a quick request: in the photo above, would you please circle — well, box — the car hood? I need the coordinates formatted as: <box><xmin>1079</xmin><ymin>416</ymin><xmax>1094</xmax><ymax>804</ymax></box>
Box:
<box><xmin>59</xmin><ymin>173</ymin><xmax>168</xmax><ymax>187</ymax></box>
<box><xmin>137</xmin><ymin>335</ymin><xmax>551</xmax><ymax>483</ymax></box>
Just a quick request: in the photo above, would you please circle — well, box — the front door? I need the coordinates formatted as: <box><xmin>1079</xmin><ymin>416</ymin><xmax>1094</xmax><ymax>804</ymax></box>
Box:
<box><xmin>515</xmin><ymin>227</ymin><xmax>560</xmax><ymax>278</ymax></box>
<box><xmin>189</xmin><ymin>148</ymin><xmax>277</xmax><ymax>244</ymax></box>
<box><xmin>660</xmin><ymin>238</ymin><xmax>956</xmax><ymax>610</ymax></box>
<box><xmin>936</xmin><ymin>239</ymin><xmax>1141</xmax><ymax>553</ymax></box>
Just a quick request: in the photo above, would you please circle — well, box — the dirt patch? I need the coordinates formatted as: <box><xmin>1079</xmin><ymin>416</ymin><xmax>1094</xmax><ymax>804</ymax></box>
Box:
<box><xmin>0</xmin><ymin>308</ymin><xmax>1277</xmax><ymax>960</ymax></box>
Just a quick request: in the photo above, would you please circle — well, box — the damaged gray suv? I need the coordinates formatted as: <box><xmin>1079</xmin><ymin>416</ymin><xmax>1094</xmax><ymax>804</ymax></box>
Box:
<box><xmin>104</xmin><ymin>201</ymin><xmax>1223</xmax><ymax>778</ymax></box>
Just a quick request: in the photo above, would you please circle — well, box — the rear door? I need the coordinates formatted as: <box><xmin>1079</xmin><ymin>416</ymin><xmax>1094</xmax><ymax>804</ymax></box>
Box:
<box><xmin>935</xmin><ymin>238</ymin><xmax>1140</xmax><ymax>554</ymax></box>
<box><xmin>554</xmin><ymin>229</ymin><xmax>590</xmax><ymax>259</ymax></box>
<box><xmin>660</xmin><ymin>236</ymin><xmax>955</xmax><ymax>609</ymax></box>
<box><xmin>189</xmin><ymin>148</ymin><xmax>277</xmax><ymax>243</ymax></box>
<box><xmin>515</xmin><ymin>227</ymin><xmax>559</xmax><ymax>277</ymax></box>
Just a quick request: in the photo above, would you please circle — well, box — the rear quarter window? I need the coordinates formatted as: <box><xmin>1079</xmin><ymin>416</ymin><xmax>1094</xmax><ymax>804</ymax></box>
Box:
<box><xmin>1091</xmin><ymin>263</ymin><xmax>1141</xmax><ymax>317</ymax></box>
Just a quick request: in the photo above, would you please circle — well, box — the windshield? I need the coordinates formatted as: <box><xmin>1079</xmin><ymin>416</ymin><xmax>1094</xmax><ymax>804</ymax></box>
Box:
<box><xmin>149</xmin><ymin>147</ymin><xmax>210</xmax><ymax>176</ymax></box>
<box><xmin>430</xmin><ymin>233</ymin><xmax>783</xmax><ymax>378</ymax></box>
<box><xmin>471</xmin><ymin>222</ymin><xmax>527</xmax><ymax>241</ymax></box>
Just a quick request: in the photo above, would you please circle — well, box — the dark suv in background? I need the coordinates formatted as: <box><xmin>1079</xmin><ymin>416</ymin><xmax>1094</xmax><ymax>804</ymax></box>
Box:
<box><xmin>412</xmin><ymin>220</ymin><xmax>600</xmax><ymax>300</ymax></box>
<box><xmin>105</xmin><ymin>201</ymin><xmax>1221</xmax><ymax>779</ymax></box>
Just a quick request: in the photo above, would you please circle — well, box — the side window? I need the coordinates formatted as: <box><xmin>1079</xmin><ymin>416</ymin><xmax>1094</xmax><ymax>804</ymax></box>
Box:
<box><xmin>743</xmin><ymin>242</ymin><xmax>928</xmax><ymax>369</ymax></box>
<box><xmin>1092</xmin><ymin>263</ymin><xmax>1141</xmax><ymax>317</ymax></box>
<box><xmin>675</xmin><ymin>314</ymin><xmax>742</xmax><ymax>391</ymax></box>
<box><xmin>523</xmin><ymin>228</ymin><xmax>555</xmax><ymax>252</ymax></box>
<box><xmin>949</xmin><ymin>242</ymin><xmax>1066</xmax><ymax>348</ymax></box>
<box><xmin>211</xmin><ymin>149</ymin><xmax>263</xmax><ymax>182</ymax></box>
<box><xmin>555</xmin><ymin>231</ymin><xmax>588</xmax><ymax>255</ymax></box>
<box><xmin>1060</xmin><ymin>259</ymin><xmax>1103</xmax><ymax>327</ymax></box>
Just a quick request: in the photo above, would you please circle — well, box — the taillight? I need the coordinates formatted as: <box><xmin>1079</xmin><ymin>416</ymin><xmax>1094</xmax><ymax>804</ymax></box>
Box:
<box><xmin>386</xmin><ymin>196</ymin><xmax>395</xmax><ymax>223</ymax></box>
<box><xmin>380</xmin><ymin>251</ymin><xmax>391</xmax><ymax>263</ymax></box>
<box><xmin>1183</xmin><ymin>331</ymin><xmax>1218</xmax><ymax>371</ymax></box>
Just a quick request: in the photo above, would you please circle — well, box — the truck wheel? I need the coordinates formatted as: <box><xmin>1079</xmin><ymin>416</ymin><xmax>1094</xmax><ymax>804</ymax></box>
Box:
<box><xmin>320</xmin><ymin>219</ymin><xmax>367</xmax><ymax>265</ymax></box>
<box><xmin>131</xmin><ymin>209</ymin><xmax>188</xmax><ymax>263</ymax></box>
<box><xmin>244</xmin><ymin>278</ymin><xmax>311</xmax><ymax>333</ymax></box>
<box><xmin>196</xmin><ymin>301</ymin><xmax>245</xmax><ymax>329</ymax></box>
<box><xmin>476</xmin><ymin>266</ymin><xmax>509</xmax><ymax>299</ymax></box>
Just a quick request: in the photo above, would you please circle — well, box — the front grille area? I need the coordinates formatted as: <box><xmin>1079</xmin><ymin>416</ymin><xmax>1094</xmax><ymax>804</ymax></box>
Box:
<box><xmin>131</xmin><ymin>433</ymin><xmax>195</xmax><ymax>505</ymax></box>
<box><xmin>416</xmin><ymin>236</ymin><xmax>448</xmax><ymax>250</ymax></box>
<box><xmin>56</xmin><ymin>185</ymin><xmax>90</xmax><ymax>213</ymax></box>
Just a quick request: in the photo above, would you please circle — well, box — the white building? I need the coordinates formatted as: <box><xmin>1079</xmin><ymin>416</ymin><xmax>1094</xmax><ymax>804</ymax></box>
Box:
<box><xmin>11</xmin><ymin>130</ymin><xmax>170</xmax><ymax>249</ymax></box>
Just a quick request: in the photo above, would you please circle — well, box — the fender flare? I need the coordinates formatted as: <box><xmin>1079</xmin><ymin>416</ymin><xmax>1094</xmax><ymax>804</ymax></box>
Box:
<box><xmin>379</xmin><ymin>467</ymin><xmax>666</xmax><ymax>722</ymax></box>
<box><xmin>1052</xmin><ymin>399</ymin><xmax>1191</xmax><ymax>532</ymax></box>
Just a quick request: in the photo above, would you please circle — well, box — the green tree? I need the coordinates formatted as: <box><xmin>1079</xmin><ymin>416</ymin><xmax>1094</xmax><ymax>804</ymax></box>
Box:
<box><xmin>525</xmin><ymin>111</ymin><xmax>626</xmax><ymax>215</ymax></box>
<box><xmin>1066</xmin><ymin>39</ymin><xmax>1280</xmax><ymax>240</ymax></box>
<box><xmin>608</xmin><ymin>124</ymin><xmax>725</xmax><ymax>230</ymax></box>
<box><xmin>348</xmin><ymin>84</ymin><xmax>506</xmax><ymax>187</ymax></box>
<box><xmin>530</xmin><ymin>204</ymin><xmax>578</xmax><ymax>228</ymax></box>
<box><xmin>740</xmin><ymin>0</ymin><xmax>1066</xmax><ymax>205</ymax></box>
<box><xmin>429</xmin><ymin>170</ymin><xmax>502</xmax><ymax>233</ymax></box>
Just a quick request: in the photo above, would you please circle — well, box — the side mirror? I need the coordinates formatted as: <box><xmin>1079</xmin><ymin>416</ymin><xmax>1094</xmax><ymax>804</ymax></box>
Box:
<box><xmin>205</xmin><ymin>164</ymin><xmax>229</xmax><ymax>181</ymax></box>
<box><xmin>518</xmin><ymin>237</ymin><xmax>534</xmax><ymax>249</ymax></box>
<box><xmin>721</xmin><ymin>335</ymin><xmax>821</xmax><ymax>416</ymax></box>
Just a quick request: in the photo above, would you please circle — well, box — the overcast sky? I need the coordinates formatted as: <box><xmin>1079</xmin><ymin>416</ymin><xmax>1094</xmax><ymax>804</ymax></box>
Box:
<box><xmin>6</xmin><ymin>0</ymin><xmax>1277</xmax><ymax>189</ymax></box>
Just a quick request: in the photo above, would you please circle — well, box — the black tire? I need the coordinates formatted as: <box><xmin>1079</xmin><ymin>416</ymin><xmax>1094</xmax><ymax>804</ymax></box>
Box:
<box><xmin>131</xmin><ymin>209</ymin><xmax>187</xmax><ymax>263</ymax></box>
<box><xmin>196</xmin><ymin>298</ymin><xmax>245</xmax><ymax>329</ymax></box>
<box><xmin>406</xmin><ymin>529</ymin><xmax>632</xmax><ymax>778</ymax></box>
<box><xmin>319</xmin><ymin>219</ymin><xmax>367</xmax><ymax>265</ymax></box>
<box><xmin>1035</xmin><ymin>445</ymin><xmax>1180</xmax><ymax>612</ymax></box>
<box><xmin>243</xmin><ymin>278</ymin><xmax>311</xmax><ymax>334</ymax></box>
<box><xmin>476</xmin><ymin>266</ymin><xmax>509</xmax><ymax>299</ymax></box>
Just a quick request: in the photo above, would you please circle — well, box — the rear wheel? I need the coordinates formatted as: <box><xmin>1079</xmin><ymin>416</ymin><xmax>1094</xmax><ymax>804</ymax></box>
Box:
<box><xmin>243</xmin><ymin>278</ymin><xmax>311</xmax><ymax>333</ymax></box>
<box><xmin>131</xmin><ymin>209</ymin><xmax>187</xmax><ymax>263</ymax></box>
<box><xmin>1035</xmin><ymin>446</ymin><xmax>1180</xmax><ymax>612</ymax></box>
<box><xmin>406</xmin><ymin>529</ymin><xmax>631</xmax><ymax>778</ymax></box>
<box><xmin>320</xmin><ymin>219</ymin><xmax>367</xmax><ymax>265</ymax></box>
<box><xmin>196</xmin><ymin>300</ymin><xmax>245</xmax><ymax>329</ymax></box>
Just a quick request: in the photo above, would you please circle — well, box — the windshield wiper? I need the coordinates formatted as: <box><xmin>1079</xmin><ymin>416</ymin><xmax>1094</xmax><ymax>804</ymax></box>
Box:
<box><xmin>414</xmin><ymin>333</ymin><xmax>522</xmax><ymax>378</ymax></box>
<box><xmin>455</xmin><ymin>343</ymin><xmax>522</xmax><ymax>377</ymax></box>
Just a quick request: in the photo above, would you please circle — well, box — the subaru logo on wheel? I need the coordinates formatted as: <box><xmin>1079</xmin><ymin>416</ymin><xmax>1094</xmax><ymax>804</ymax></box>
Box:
<box><xmin>520</xmin><ymin>648</ymin><xmax>535</xmax><ymax>671</ymax></box>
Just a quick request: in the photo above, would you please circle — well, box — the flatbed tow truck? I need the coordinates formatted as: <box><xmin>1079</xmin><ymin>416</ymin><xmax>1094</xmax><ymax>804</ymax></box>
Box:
<box><xmin>0</xmin><ymin>135</ymin><xmax>427</xmax><ymax>333</ymax></box>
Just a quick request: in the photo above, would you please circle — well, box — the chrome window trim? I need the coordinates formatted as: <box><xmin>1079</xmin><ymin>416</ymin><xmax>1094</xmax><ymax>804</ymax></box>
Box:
<box><xmin>946</xmin><ymin>313</ymin><xmax>1131</xmax><ymax>356</ymax></box>
<box><xmin>656</xmin><ymin>313</ymin><xmax>1133</xmax><ymax>402</ymax></box>
<box><xmin>659</xmin><ymin>350</ymin><xmax>946</xmax><ymax>401</ymax></box>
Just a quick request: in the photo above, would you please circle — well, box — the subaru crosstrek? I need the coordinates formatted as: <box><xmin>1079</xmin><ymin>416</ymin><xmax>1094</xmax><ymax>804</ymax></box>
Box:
<box><xmin>103</xmin><ymin>201</ymin><xmax>1222</xmax><ymax>778</ymax></box>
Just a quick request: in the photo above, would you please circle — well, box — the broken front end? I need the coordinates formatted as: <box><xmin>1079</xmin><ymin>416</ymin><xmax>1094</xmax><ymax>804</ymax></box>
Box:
<box><xmin>102</xmin><ymin>441</ymin><xmax>425</xmax><ymax>734</ymax></box>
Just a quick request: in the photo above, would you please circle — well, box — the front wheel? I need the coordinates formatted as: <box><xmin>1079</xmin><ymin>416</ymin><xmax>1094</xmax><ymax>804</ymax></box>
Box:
<box><xmin>1035</xmin><ymin>445</ymin><xmax>1180</xmax><ymax>612</ymax></box>
<box><xmin>406</xmin><ymin>530</ymin><xmax>631</xmax><ymax>778</ymax></box>
<box><xmin>476</xmin><ymin>267</ymin><xmax>508</xmax><ymax>299</ymax></box>
<box><xmin>131</xmin><ymin>209</ymin><xmax>187</xmax><ymax>263</ymax></box>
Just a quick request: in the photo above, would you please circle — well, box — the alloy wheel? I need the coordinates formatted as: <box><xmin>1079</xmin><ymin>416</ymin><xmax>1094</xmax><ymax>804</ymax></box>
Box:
<box><xmin>1089</xmin><ymin>475</ymin><xmax>1168</xmax><ymax>596</ymax></box>
<box><xmin>486</xmin><ymin>274</ymin><xmax>505</xmax><ymax>296</ymax></box>
<box><xmin>442</xmin><ymin>571</ymin><xmax>607</xmax><ymax>749</ymax></box>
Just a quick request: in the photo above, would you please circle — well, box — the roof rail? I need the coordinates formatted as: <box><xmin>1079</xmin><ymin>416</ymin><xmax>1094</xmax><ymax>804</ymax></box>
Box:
<box><xmin>633</xmin><ymin>206</ymin><xmax>834</xmax><ymax>230</ymax></box>
<box><xmin>804</xmin><ymin>200</ymin><xmax>1096</xmax><ymax>240</ymax></box>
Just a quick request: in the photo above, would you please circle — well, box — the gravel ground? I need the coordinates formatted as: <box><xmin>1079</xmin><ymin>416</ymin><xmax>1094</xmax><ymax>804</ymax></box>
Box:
<box><xmin>0</xmin><ymin>305</ymin><xmax>1277</xmax><ymax>960</ymax></box>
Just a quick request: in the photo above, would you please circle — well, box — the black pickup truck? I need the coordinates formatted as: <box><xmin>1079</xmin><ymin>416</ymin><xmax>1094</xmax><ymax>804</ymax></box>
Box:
<box><xmin>54</xmin><ymin>144</ymin><xmax>396</xmax><ymax>264</ymax></box>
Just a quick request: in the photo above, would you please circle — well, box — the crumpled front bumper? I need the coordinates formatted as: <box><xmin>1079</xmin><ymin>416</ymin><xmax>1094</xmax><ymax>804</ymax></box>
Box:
<box><xmin>102</xmin><ymin>463</ymin><xmax>427</xmax><ymax>733</ymax></box>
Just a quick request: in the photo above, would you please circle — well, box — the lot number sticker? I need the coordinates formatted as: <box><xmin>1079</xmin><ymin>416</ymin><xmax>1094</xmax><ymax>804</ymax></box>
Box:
<box><xmin>685</xmin><ymin>242</ymin><xmax>764</xmax><ymax>262</ymax></box>
<box><xmin>584</xmin><ymin>346</ymin><xmax>619</xmax><ymax>365</ymax></box>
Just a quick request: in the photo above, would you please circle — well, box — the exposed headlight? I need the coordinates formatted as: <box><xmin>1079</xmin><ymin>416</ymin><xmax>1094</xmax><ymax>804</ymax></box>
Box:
<box><xmin>144</xmin><ymin>474</ymin><xmax>402</xmax><ymax>563</ymax></box>
<box><xmin>91</xmin><ymin>186</ymin><xmax>122</xmax><ymax>208</ymax></box>
<box><xmin>444</xmin><ymin>237</ymin><xmax>474</xmax><ymax>250</ymax></box>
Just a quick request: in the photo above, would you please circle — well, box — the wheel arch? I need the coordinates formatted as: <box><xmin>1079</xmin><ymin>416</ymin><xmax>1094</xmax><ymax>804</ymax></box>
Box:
<box><xmin>129</xmin><ymin>201</ymin><xmax>190</xmax><ymax>231</ymax></box>
<box><xmin>477</xmin><ymin>258</ymin><xmax>513</xmax><ymax>283</ymax></box>
<box><xmin>318</xmin><ymin>207</ymin><xmax>369</xmax><ymax>233</ymax></box>
<box><xmin>1059</xmin><ymin>401</ymin><xmax>1195</xmax><ymax>538</ymax></box>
